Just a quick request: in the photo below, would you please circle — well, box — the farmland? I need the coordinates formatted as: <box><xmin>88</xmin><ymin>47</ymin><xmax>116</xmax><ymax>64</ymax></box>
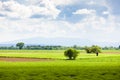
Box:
<box><xmin>0</xmin><ymin>50</ymin><xmax>120</xmax><ymax>80</ymax></box>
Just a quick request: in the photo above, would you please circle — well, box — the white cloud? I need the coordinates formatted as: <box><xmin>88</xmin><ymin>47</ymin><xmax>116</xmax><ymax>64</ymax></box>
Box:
<box><xmin>81</xmin><ymin>14</ymin><xmax>117</xmax><ymax>33</ymax></box>
<box><xmin>0</xmin><ymin>0</ymin><xmax>119</xmax><ymax>43</ymax></box>
<box><xmin>0</xmin><ymin>13</ymin><xmax>120</xmax><ymax>42</ymax></box>
<box><xmin>73</xmin><ymin>9</ymin><xmax>96</xmax><ymax>15</ymax></box>
<box><xmin>103</xmin><ymin>11</ymin><xmax>110</xmax><ymax>15</ymax></box>
<box><xmin>0</xmin><ymin>0</ymin><xmax>60</xmax><ymax>19</ymax></box>
<box><xmin>0</xmin><ymin>17</ymin><xmax>88</xmax><ymax>42</ymax></box>
<box><xmin>0</xmin><ymin>0</ymin><xmax>32</xmax><ymax>18</ymax></box>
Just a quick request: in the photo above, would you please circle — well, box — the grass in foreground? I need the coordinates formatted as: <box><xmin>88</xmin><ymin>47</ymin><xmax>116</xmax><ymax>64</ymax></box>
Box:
<box><xmin>0</xmin><ymin>62</ymin><xmax>119</xmax><ymax>80</ymax></box>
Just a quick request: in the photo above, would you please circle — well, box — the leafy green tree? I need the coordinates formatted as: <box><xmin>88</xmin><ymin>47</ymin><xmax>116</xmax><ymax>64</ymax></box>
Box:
<box><xmin>64</xmin><ymin>48</ymin><xmax>79</xmax><ymax>60</ymax></box>
<box><xmin>91</xmin><ymin>45</ymin><xmax>101</xmax><ymax>56</ymax></box>
<box><xmin>85</xmin><ymin>45</ymin><xmax>101</xmax><ymax>56</ymax></box>
<box><xmin>91</xmin><ymin>45</ymin><xmax>101</xmax><ymax>53</ymax></box>
<box><xmin>16</xmin><ymin>42</ymin><xmax>24</xmax><ymax>50</ymax></box>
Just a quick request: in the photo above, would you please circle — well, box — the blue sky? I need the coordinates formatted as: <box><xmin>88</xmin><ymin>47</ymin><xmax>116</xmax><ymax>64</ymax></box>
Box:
<box><xmin>0</xmin><ymin>0</ymin><xmax>120</xmax><ymax>43</ymax></box>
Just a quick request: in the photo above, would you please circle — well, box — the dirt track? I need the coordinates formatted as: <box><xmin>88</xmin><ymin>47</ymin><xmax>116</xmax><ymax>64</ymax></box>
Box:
<box><xmin>0</xmin><ymin>57</ymin><xmax>54</xmax><ymax>62</ymax></box>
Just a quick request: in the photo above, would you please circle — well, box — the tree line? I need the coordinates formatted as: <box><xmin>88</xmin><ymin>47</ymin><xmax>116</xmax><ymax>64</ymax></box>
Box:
<box><xmin>0</xmin><ymin>42</ymin><xmax>119</xmax><ymax>50</ymax></box>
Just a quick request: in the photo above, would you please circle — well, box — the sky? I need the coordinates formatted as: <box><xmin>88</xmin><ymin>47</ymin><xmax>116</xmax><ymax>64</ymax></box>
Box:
<box><xmin>0</xmin><ymin>0</ymin><xmax>120</xmax><ymax>43</ymax></box>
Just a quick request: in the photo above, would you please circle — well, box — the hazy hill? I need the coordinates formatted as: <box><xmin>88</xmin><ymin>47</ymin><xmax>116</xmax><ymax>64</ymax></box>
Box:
<box><xmin>0</xmin><ymin>37</ymin><xmax>119</xmax><ymax>47</ymax></box>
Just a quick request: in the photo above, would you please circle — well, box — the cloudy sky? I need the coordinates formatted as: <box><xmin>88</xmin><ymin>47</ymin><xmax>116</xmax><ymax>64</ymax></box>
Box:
<box><xmin>0</xmin><ymin>0</ymin><xmax>120</xmax><ymax>43</ymax></box>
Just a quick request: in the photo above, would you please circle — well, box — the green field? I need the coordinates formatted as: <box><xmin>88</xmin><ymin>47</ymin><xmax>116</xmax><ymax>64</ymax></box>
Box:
<box><xmin>0</xmin><ymin>50</ymin><xmax>120</xmax><ymax>80</ymax></box>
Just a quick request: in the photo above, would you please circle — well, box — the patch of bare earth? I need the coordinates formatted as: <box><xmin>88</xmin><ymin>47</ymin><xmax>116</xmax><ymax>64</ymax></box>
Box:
<box><xmin>103</xmin><ymin>52</ymin><xmax>120</xmax><ymax>54</ymax></box>
<box><xmin>0</xmin><ymin>57</ymin><xmax>54</xmax><ymax>62</ymax></box>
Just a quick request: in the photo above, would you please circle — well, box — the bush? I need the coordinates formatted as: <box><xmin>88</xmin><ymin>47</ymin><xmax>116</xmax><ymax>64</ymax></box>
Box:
<box><xmin>64</xmin><ymin>48</ymin><xmax>79</xmax><ymax>60</ymax></box>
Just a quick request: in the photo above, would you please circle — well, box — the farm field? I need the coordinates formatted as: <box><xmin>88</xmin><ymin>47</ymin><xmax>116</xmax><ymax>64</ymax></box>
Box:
<box><xmin>0</xmin><ymin>50</ymin><xmax>120</xmax><ymax>80</ymax></box>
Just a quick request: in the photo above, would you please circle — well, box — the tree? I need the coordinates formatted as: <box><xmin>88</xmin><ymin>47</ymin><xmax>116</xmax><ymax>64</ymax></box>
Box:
<box><xmin>16</xmin><ymin>42</ymin><xmax>24</xmax><ymax>50</ymax></box>
<box><xmin>85</xmin><ymin>45</ymin><xmax>101</xmax><ymax>56</ymax></box>
<box><xmin>91</xmin><ymin>45</ymin><xmax>101</xmax><ymax>53</ymax></box>
<box><xmin>91</xmin><ymin>45</ymin><xmax>101</xmax><ymax>56</ymax></box>
<box><xmin>64</xmin><ymin>48</ymin><xmax>79</xmax><ymax>60</ymax></box>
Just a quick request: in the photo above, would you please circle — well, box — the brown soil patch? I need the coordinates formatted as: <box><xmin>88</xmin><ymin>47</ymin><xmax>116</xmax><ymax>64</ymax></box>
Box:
<box><xmin>0</xmin><ymin>57</ymin><xmax>54</xmax><ymax>62</ymax></box>
<box><xmin>102</xmin><ymin>52</ymin><xmax>120</xmax><ymax>54</ymax></box>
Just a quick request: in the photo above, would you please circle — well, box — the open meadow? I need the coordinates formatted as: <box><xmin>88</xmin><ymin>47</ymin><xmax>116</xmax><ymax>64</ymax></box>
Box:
<box><xmin>0</xmin><ymin>50</ymin><xmax>120</xmax><ymax>80</ymax></box>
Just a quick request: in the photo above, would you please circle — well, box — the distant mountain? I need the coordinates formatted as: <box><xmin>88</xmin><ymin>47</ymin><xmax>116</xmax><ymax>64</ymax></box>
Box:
<box><xmin>0</xmin><ymin>44</ymin><xmax>15</xmax><ymax>47</ymax></box>
<box><xmin>0</xmin><ymin>37</ymin><xmax>119</xmax><ymax>47</ymax></box>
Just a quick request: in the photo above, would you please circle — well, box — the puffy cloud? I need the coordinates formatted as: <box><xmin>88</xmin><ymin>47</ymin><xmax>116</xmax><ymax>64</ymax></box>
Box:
<box><xmin>73</xmin><ymin>9</ymin><xmax>96</xmax><ymax>15</ymax></box>
<box><xmin>0</xmin><ymin>0</ymin><xmax>119</xmax><ymax>43</ymax></box>
<box><xmin>0</xmin><ymin>0</ymin><xmax>32</xmax><ymax>18</ymax></box>
<box><xmin>0</xmin><ymin>12</ymin><xmax>119</xmax><ymax>42</ymax></box>
<box><xmin>0</xmin><ymin>0</ymin><xmax>60</xmax><ymax>19</ymax></box>
<box><xmin>0</xmin><ymin>17</ymin><xmax>87</xmax><ymax>42</ymax></box>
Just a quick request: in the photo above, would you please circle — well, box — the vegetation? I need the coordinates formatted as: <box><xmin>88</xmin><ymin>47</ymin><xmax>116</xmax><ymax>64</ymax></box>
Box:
<box><xmin>0</xmin><ymin>45</ymin><xmax>119</xmax><ymax>50</ymax></box>
<box><xmin>0</xmin><ymin>63</ymin><xmax>120</xmax><ymax>80</ymax></box>
<box><xmin>85</xmin><ymin>45</ymin><xmax>101</xmax><ymax>53</ymax></box>
<box><xmin>64</xmin><ymin>48</ymin><xmax>79</xmax><ymax>60</ymax></box>
<box><xmin>0</xmin><ymin>50</ymin><xmax>120</xmax><ymax>80</ymax></box>
<box><xmin>16</xmin><ymin>42</ymin><xmax>24</xmax><ymax>50</ymax></box>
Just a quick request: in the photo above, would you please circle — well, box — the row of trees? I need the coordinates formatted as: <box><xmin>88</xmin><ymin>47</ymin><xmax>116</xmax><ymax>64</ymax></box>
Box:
<box><xmin>0</xmin><ymin>42</ymin><xmax>119</xmax><ymax>50</ymax></box>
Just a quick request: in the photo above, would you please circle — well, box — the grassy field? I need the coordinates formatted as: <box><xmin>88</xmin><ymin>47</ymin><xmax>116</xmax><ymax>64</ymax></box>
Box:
<box><xmin>0</xmin><ymin>50</ymin><xmax>120</xmax><ymax>80</ymax></box>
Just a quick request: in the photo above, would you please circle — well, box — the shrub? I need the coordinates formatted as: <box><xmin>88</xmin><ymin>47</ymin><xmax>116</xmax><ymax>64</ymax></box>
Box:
<box><xmin>64</xmin><ymin>48</ymin><xmax>79</xmax><ymax>60</ymax></box>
